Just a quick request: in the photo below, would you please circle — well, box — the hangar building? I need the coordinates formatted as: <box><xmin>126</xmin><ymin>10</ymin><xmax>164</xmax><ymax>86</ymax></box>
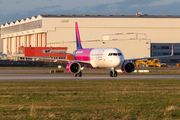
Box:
<box><xmin>1</xmin><ymin>13</ymin><xmax>180</xmax><ymax>64</ymax></box>
<box><xmin>0</xmin><ymin>30</ymin><xmax>3</xmax><ymax>53</ymax></box>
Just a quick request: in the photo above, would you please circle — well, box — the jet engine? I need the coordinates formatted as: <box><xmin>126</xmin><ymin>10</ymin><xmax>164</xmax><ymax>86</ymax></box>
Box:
<box><xmin>66</xmin><ymin>62</ymin><xmax>81</xmax><ymax>74</ymax></box>
<box><xmin>121</xmin><ymin>61</ymin><xmax>135</xmax><ymax>74</ymax></box>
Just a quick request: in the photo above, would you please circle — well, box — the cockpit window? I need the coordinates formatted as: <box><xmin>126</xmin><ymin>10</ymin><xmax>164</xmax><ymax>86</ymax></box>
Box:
<box><xmin>108</xmin><ymin>53</ymin><xmax>111</xmax><ymax>56</ymax></box>
<box><xmin>113</xmin><ymin>53</ymin><xmax>118</xmax><ymax>56</ymax></box>
<box><xmin>108</xmin><ymin>53</ymin><xmax>122</xmax><ymax>56</ymax></box>
<box><xmin>118</xmin><ymin>53</ymin><xmax>122</xmax><ymax>56</ymax></box>
<box><xmin>108</xmin><ymin>53</ymin><xmax>112</xmax><ymax>56</ymax></box>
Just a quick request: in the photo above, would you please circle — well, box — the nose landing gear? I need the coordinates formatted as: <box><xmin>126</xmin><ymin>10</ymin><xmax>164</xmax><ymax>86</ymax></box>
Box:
<box><xmin>110</xmin><ymin>68</ymin><xmax>117</xmax><ymax>77</ymax></box>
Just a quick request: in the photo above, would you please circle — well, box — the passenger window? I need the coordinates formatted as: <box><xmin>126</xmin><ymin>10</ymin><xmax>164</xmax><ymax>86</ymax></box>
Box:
<box><xmin>118</xmin><ymin>53</ymin><xmax>121</xmax><ymax>56</ymax></box>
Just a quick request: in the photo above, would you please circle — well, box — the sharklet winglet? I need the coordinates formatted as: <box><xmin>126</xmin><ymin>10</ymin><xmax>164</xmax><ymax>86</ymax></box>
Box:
<box><xmin>171</xmin><ymin>44</ymin><xmax>174</xmax><ymax>56</ymax></box>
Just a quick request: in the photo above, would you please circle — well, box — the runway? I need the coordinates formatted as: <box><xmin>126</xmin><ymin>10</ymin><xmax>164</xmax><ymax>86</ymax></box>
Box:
<box><xmin>0</xmin><ymin>68</ymin><xmax>179</xmax><ymax>81</ymax></box>
<box><xmin>0</xmin><ymin>73</ymin><xmax>180</xmax><ymax>81</ymax></box>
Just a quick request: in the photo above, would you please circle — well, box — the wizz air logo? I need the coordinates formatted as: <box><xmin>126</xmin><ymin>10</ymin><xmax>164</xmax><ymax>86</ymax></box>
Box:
<box><xmin>97</xmin><ymin>50</ymin><xmax>104</xmax><ymax>61</ymax></box>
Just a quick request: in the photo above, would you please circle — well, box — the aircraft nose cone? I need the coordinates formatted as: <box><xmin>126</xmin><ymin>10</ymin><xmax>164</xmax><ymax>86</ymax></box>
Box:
<box><xmin>110</xmin><ymin>57</ymin><xmax>121</xmax><ymax>67</ymax></box>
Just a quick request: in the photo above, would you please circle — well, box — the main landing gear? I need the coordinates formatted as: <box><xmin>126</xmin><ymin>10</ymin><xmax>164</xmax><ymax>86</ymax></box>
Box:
<box><xmin>110</xmin><ymin>68</ymin><xmax>117</xmax><ymax>77</ymax></box>
<box><xmin>74</xmin><ymin>71</ymin><xmax>82</xmax><ymax>77</ymax></box>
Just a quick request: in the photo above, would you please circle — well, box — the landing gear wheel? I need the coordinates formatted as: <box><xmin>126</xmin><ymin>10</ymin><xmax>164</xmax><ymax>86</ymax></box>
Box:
<box><xmin>74</xmin><ymin>71</ymin><xmax>82</xmax><ymax>77</ymax></box>
<box><xmin>110</xmin><ymin>71</ymin><xmax>113</xmax><ymax>77</ymax></box>
<box><xmin>79</xmin><ymin>71</ymin><xmax>82</xmax><ymax>77</ymax></box>
<box><xmin>114</xmin><ymin>71</ymin><xmax>117</xmax><ymax>77</ymax></box>
<box><xmin>74</xmin><ymin>74</ymin><xmax>78</xmax><ymax>77</ymax></box>
<box><xmin>110</xmin><ymin>69</ymin><xmax>118</xmax><ymax>77</ymax></box>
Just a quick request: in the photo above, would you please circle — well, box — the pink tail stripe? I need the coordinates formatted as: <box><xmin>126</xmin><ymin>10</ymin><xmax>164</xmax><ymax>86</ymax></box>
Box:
<box><xmin>75</xmin><ymin>22</ymin><xmax>81</xmax><ymax>44</ymax></box>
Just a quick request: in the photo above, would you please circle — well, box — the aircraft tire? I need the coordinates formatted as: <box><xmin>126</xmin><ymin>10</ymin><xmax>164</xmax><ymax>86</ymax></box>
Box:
<box><xmin>114</xmin><ymin>71</ymin><xmax>117</xmax><ymax>77</ymax></box>
<box><xmin>79</xmin><ymin>71</ymin><xmax>82</xmax><ymax>77</ymax></box>
<box><xmin>74</xmin><ymin>74</ymin><xmax>78</xmax><ymax>77</ymax></box>
<box><xmin>110</xmin><ymin>71</ymin><xmax>113</xmax><ymax>77</ymax></box>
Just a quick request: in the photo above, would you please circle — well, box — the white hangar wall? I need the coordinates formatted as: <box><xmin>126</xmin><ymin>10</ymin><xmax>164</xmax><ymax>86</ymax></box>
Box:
<box><xmin>0</xmin><ymin>38</ymin><xmax>3</xmax><ymax>53</ymax></box>
<box><xmin>42</xmin><ymin>17</ymin><xmax>180</xmax><ymax>44</ymax></box>
<box><xmin>1</xmin><ymin>14</ymin><xmax>180</xmax><ymax>61</ymax></box>
<box><xmin>41</xmin><ymin>17</ymin><xmax>152</xmax><ymax>59</ymax></box>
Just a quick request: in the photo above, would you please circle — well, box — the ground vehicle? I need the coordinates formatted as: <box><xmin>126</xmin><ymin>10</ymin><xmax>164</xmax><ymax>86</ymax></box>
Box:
<box><xmin>177</xmin><ymin>60</ymin><xmax>180</xmax><ymax>67</ymax></box>
<box><xmin>177</xmin><ymin>63</ymin><xmax>180</xmax><ymax>67</ymax></box>
<box><xmin>148</xmin><ymin>58</ymin><xmax>166</xmax><ymax>67</ymax></box>
<box><xmin>135</xmin><ymin>59</ymin><xmax>148</xmax><ymax>67</ymax></box>
<box><xmin>136</xmin><ymin>58</ymin><xmax>166</xmax><ymax>67</ymax></box>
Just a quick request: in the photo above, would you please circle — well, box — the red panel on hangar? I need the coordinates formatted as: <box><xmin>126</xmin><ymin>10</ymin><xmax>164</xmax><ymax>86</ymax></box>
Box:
<box><xmin>18</xmin><ymin>47</ymin><xmax>68</xmax><ymax>58</ymax></box>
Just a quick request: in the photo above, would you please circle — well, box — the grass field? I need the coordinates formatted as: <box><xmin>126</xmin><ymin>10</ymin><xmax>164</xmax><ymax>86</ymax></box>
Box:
<box><xmin>0</xmin><ymin>80</ymin><xmax>180</xmax><ymax>119</ymax></box>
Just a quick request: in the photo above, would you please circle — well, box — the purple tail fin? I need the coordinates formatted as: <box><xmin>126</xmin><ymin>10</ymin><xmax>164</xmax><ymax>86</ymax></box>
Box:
<box><xmin>75</xmin><ymin>22</ymin><xmax>83</xmax><ymax>50</ymax></box>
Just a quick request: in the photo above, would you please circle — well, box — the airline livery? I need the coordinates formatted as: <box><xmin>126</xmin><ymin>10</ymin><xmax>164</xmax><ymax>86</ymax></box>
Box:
<box><xmin>64</xmin><ymin>22</ymin><xmax>173</xmax><ymax>77</ymax></box>
<box><xmin>13</xmin><ymin>22</ymin><xmax>173</xmax><ymax>77</ymax></box>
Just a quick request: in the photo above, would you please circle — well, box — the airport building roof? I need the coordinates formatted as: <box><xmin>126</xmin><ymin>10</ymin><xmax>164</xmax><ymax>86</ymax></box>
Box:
<box><xmin>41</xmin><ymin>14</ymin><xmax>180</xmax><ymax>18</ymax></box>
<box><xmin>2</xmin><ymin>13</ymin><xmax>180</xmax><ymax>27</ymax></box>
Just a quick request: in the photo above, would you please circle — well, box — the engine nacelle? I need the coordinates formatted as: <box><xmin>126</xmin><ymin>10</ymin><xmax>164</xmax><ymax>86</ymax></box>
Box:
<box><xmin>121</xmin><ymin>61</ymin><xmax>135</xmax><ymax>74</ymax></box>
<box><xmin>66</xmin><ymin>62</ymin><xmax>81</xmax><ymax>74</ymax></box>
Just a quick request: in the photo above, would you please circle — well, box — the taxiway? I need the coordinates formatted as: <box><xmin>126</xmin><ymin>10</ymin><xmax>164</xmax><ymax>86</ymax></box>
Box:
<box><xmin>0</xmin><ymin>68</ymin><xmax>179</xmax><ymax>81</ymax></box>
<box><xmin>0</xmin><ymin>73</ymin><xmax>179</xmax><ymax>81</ymax></box>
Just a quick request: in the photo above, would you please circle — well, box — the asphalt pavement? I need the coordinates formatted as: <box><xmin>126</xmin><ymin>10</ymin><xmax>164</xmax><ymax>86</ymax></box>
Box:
<box><xmin>0</xmin><ymin>69</ymin><xmax>179</xmax><ymax>81</ymax></box>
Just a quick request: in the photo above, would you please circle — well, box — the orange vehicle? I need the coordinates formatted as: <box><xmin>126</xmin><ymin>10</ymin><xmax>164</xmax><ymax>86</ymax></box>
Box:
<box><xmin>135</xmin><ymin>59</ymin><xmax>148</xmax><ymax>67</ymax></box>
<box><xmin>177</xmin><ymin>63</ymin><xmax>180</xmax><ymax>67</ymax></box>
<box><xmin>136</xmin><ymin>58</ymin><xmax>166</xmax><ymax>67</ymax></box>
<box><xmin>177</xmin><ymin>60</ymin><xmax>180</xmax><ymax>67</ymax></box>
<box><xmin>147</xmin><ymin>58</ymin><xmax>166</xmax><ymax>67</ymax></box>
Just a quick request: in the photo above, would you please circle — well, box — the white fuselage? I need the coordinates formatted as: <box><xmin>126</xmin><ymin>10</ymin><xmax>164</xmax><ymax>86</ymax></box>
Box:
<box><xmin>75</xmin><ymin>48</ymin><xmax>124</xmax><ymax>68</ymax></box>
<box><xmin>90</xmin><ymin>48</ymin><xmax>124</xmax><ymax>68</ymax></box>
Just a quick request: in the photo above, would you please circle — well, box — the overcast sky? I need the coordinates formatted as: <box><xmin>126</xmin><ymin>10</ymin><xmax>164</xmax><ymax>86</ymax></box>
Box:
<box><xmin>1</xmin><ymin>0</ymin><xmax>180</xmax><ymax>25</ymax></box>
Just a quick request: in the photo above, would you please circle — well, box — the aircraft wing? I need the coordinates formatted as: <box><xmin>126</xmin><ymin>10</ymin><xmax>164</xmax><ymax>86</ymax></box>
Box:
<box><xmin>36</xmin><ymin>57</ymin><xmax>91</xmax><ymax>64</ymax></box>
<box><xmin>10</xmin><ymin>55</ymin><xmax>91</xmax><ymax>64</ymax></box>
<box><xmin>125</xmin><ymin>54</ymin><xmax>173</xmax><ymax>61</ymax></box>
<box><xmin>125</xmin><ymin>45</ymin><xmax>174</xmax><ymax>61</ymax></box>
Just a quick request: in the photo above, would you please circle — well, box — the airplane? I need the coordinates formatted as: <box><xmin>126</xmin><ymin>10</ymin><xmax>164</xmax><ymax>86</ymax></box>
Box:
<box><xmin>65</xmin><ymin>22</ymin><xmax>174</xmax><ymax>77</ymax></box>
<box><xmin>11</xmin><ymin>22</ymin><xmax>174</xmax><ymax>77</ymax></box>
